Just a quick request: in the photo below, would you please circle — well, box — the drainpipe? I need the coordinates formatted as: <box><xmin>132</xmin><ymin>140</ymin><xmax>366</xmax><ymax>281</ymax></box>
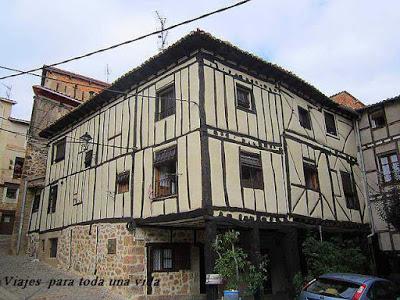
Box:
<box><xmin>16</xmin><ymin>179</ymin><xmax>28</xmax><ymax>255</ymax></box>
<box><xmin>355</xmin><ymin>120</ymin><xmax>375</xmax><ymax>236</ymax></box>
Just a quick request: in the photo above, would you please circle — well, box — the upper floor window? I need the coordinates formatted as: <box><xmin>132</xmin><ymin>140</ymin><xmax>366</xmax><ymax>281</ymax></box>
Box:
<box><xmin>378</xmin><ymin>152</ymin><xmax>400</xmax><ymax>184</ymax></box>
<box><xmin>116</xmin><ymin>171</ymin><xmax>130</xmax><ymax>194</ymax></box>
<box><xmin>52</xmin><ymin>138</ymin><xmax>66</xmax><ymax>163</ymax></box>
<box><xmin>47</xmin><ymin>184</ymin><xmax>58</xmax><ymax>214</ymax></box>
<box><xmin>324</xmin><ymin>111</ymin><xmax>337</xmax><ymax>136</ymax></box>
<box><xmin>340</xmin><ymin>171</ymin><xmax>359</xmax><ymax>210</ymax></box>
<box><xmin>240</xmin><ymin>152</ymin><xmax>263</xmax><ymax>189</ymax></box>
<box><xmin>370</xmin><ymin>109</ymin><xmax>386</xmax><ymax>129</ymax></box>
<box><xmin>32</xmin><ymin>190</ymin><xmax>41</xmax><ymax>213</ymax></box>
<box><xmin>154</xmin><ymin>146</ymin><xmax>177</xmax><ymax>198</ymax></box>
<box><xmin>303</xmin><ymin>162</ymin><xmax>319</xmax><ymax>191</ymax></box>
<box><xmin>13</xmin><ymin>157</ymin><xmax>24</xmax><ymax>179</ymax></box>
<box><xmin>5</xmin><ymin>184</ymin><xmax>18</xmax><ymax>200</ymax></box>
<box><xmin>298</xmin><ymin>106</ymin><xmax>312</xmax><ymax>130</ymax></box>
<box><xmin>156</xmin><ymin>85</ymin><xmax>175</xmax><ymax>121</ymax></box>
<box><xmin>236</xmin><ymin>84</ymin><xmax>253</xmax><ymax>111</ymax></box>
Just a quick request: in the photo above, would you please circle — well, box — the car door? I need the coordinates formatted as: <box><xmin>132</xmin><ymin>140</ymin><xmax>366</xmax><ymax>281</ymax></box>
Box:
<box><xmin>366</xmin><ymin>281</ymin><xmax>397</xmax><ymax>300</ymax></box>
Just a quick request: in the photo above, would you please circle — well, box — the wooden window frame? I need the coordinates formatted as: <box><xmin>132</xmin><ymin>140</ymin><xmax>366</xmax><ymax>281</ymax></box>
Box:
<box><xmin>324</xmin><ymin>111</ymin><xmax>337</xmax><ymax>136</ymax></box>
<box><xmin>236</xmin><ymin>84</ymin><xmax>255</xmax><ymax>112</ymax></box>
<box><xmin>369</xmin><ymin>108</ymin><xmax>386</xmax><ymax>129</ymax></box>
<box><xmin>116</xmin><ymin>171</ymin><xmax>130</xmax><ymax>194</ymax></box>
<box><xmin>378</xmin><ymin>151</ymin><xmax>400</xmax><ymax>185</ymax></box>
<box><xmin>298</xmin><ymin>106</ymin><xmax>312</xmax><ymax>130</ymax></box>
<box><xmin>240</xmin><ymin>151</ymin><xmax>264</xmax><ymax>190</ymax></box>
<box><xmin>52</xmin><ymin>138</ymin><xmax>66</xmax><ymax>164</ymax></box>
<box><xmin>47</xmin><ymin>184</ymin><xmax>58</xmax><ymax>214</ymax></box>
<box><xmin>148</xmin><ymin>243</ymin><xmax>191</xmax><ymax>273</ymax></box>
<box><xmin>303</xmin><ymin>162</ymin><xmax>320</xmax><ymax>192</ymax></box>
<box><xmin>340</xmin><ymin>171</ymin><xmax>360</xmax><ymax>210</ymax></box>
<box><xmin>155</xmin><ymin>84</ymin><xmax>176</xmax><ymax>121</ymax></box>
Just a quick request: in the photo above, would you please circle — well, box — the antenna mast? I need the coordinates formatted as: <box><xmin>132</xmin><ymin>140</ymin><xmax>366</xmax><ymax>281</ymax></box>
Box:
<box><xmin>155</xmin><ymin>11</ymin><xmax>168</xmax><ymax>51</ymax></box>
<box><xmin>1</xmin><ymin>83</ymin><xmax>12</xmax><ymax>99</ymax></box>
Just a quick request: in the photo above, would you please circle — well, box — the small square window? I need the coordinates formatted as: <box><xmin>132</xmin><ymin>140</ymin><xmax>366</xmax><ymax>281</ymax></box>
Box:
<box><xmin>6</xmin><ymin>186</ymin><xmax>18</xmax><ymax>199</ymax></box>
<box><xmin>107</xmin><ymin>238</ymin><xmax>116</xmax><ymax>254</ymax></box>
<box><xmin>324</xmin><ymin>111</ymin><xmax>337</xmax><ymax>136</ymax></box>
<box><xmin>298</xmin><ymin>106</ymin><xmax>312</xmax><ymax>130</ymax></box>
<box><xmin>49</xmin><ymin>238</ymin><xmax>58</xmax><ymax>258</ymax></box>
<box><xmin>370</xmin><ymin>109</ymin><xmax>386</xmax><ymax>129</ymax></box>
<box><xmin>116</xmin><ymin>171</ymin><xmax>130</xmax><ymax>194</ymax></box>
<box><xmin>240</xmin><ymin>152</ymin><xmax>263</xmax><ymax>190</ymax></box>
<box><xmin>303</xmin><ymin>162</ymin><xmax>319</xmax><ymax>191</ymax></box>
<box><xmin>156</xmin><ymin>85</ymin><xmax>175</xmax><ymax>121</ymax></box>
<box><xmin>236</xmin><ymin>85</ymin><xmax>253</xmax><ymax>111</ymax></box>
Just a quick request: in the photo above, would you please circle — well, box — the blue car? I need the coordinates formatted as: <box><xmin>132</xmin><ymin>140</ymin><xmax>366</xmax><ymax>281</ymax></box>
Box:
<box><xmin>298</xmin><ymin>273</ymin><xmax>399</xmax><ymax>300</ymax></box>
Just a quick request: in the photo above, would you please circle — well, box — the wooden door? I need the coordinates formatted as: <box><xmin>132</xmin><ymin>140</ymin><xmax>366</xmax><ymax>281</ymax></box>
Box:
<box><xmin>0</xmin><ymin>211</ymin><xmax>15</xmax><ymax>235</ymax></box>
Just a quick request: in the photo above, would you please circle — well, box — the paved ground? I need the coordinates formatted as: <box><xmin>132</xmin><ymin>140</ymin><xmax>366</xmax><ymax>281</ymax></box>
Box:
<box><xmin>0</xmin><ymin>235</ymin><xmax>125</xmax><ymax>300</ymax></box>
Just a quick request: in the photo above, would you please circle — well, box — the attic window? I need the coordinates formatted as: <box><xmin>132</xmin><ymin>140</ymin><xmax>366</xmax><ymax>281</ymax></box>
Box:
<box><xmin>298</xmin><ymin>106</ymin><xmax>312</xmax><ymax>130</ymax></box>
<box><xmin>324</xmin><ymin>111</ymin><xmax>337</xmax><ymax>136</ymax></box>
<box><xmin>370</xmin><ymin>109</ymin><xmax>386</xmax><ymax>129</ymax></box>
<box><xmin>236</xmin><ymin>85</ymin><xmax>253</xmax><ymax>111</ymax></box>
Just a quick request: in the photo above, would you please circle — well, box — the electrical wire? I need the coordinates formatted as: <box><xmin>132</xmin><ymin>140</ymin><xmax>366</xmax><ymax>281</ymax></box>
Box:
<box><xmin>0</xmin><ymin>0</ymin><xmax>251</xmax><ymax>81</ymax></box>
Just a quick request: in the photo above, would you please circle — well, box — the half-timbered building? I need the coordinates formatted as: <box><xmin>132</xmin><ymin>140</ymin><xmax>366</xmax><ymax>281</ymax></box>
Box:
<box><xmin>28</xmin><ymin>30</ymin><xmax>369</xmax><ymax>299</ymax></box>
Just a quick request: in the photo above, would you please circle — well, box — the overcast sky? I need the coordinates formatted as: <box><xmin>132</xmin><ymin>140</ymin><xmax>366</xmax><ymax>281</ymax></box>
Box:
<box><xmin>1</xmin><ymin>0</ymin><xmax>399</xmax><ymax>120</ymax></box>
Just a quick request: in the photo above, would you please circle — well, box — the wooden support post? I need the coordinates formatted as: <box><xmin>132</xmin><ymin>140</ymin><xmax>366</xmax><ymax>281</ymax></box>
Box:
<box><xmin>205</xmin><ymin>221</ymin><xmax>217</xmax><ymax>300</ymax></box>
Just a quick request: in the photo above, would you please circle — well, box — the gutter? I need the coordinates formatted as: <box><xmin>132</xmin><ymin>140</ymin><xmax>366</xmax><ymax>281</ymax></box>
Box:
<box><xmin>16</xmin><ymin>179</ymin><xmax>28</xmax><ymax>255</ymax></box>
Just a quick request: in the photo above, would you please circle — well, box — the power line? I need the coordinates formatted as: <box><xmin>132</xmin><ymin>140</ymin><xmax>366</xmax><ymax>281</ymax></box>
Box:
<box><xmin>0</xmin><ymin>0</ymin><xmax>251</xmax><ymax>81</ymax></box>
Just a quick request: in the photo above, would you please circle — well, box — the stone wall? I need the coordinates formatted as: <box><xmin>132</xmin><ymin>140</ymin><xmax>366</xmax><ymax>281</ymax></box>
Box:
<box><xmin>28</xmin><ymin>224</ymin><xmax>205</xmax><ymax>300</ymax></box>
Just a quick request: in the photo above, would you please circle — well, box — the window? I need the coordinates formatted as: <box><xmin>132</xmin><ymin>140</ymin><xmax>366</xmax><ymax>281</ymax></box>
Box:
<box><xmin>298</xmin><ymin>106</ymin><xmax>312</xmax><ymax>130</ymax></box>
<box><xmin>116</xmin><ymin>171</ymin><xmax>130</xmax><ymax>194</ymax></box>
<box><xmin>47</xmin><ymin>184</ymin><xmax>58</xmax><ymax>214</ymax></box>
<box><xmin>236</xmin><ymin>84</ymin><xmax>253</xmax><ymax>111</ymax></box>
<box><xmin>32</xmin><ymin>191</ymin><xmax>41</xmax><ymax>213</ymax></box>
<box><xmin>303</xmin><ymin>162</ymin><xmax>319</xmax><ymax>191</ymax></box>
<box><xmin>5</xmin><ymin>185</ymin><xmax>18</xmax><ymax>199</ymax></box>
<box><xmin>150</xmin><ymin>244</ymin><xmax>190</xmax><ymax>272</ymax></box>
<box><xmin>13</xmin><ymin>157</ymin><xmax>24</xmax><ymax>179</ymax></box>
<box><xmin>324</xmin><ymin>111</ymin><xmax>337</xmax><ymax>136</ymax></box>
<box><xmin>370</xmin><ymin>109</ymin><xmax>386</xmax><ymax>129</ymax></box>
<box><xmin>107</xmin><ymin>238</ymin><xmax>117</xmax><ymax>254</ymax></box>
<box><xmin>154</xmin><ymin>147</ymin><xmax>177</xmax><ymax>198</ymax></box>
<box><xmin>378</xmin><ymin>152</ymin><xmax>400</xmax><ymax>184</ymax></box>
<box><xmin>340</xmin><ymin>171</ymin><xmax>359</xmax><ymax>210</ymax></box>
<box><xmin>52</xmin><ymin>138</ymin><xmax>66</xmax><ymax>163</ymax></box>
<box><xmin>305</xmin><ymin>278</ymin><xmax>359</xmax><ymax>298</ymax></box>
<box><xmin>156</xmin><ymin>85</ymin><xmax>175</xmax><ymax>121</ymax></box>
<box><xmin>240</xmin><ymin>152</ymin><xmax>264</xmax><ymax>189</ymax></box>
<box><xmin>49</xmin><ymin>238</ymin><xmax>58</xmax><ymax>258</ymax></box>
<box><xmin>84</xmin><ymin>150</ymin><xmax>93</xmax><ymax>168</ymax></box>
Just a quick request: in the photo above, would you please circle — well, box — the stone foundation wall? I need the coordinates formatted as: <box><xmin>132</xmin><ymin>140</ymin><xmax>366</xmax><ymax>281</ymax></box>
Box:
<box><xmin>28</xmin><ymin>223</ymin><xmax>205</xmax><ymax>300</ymax></box>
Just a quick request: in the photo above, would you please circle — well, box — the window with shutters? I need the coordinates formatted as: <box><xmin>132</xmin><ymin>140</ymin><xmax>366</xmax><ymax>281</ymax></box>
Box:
<box><xmin>156</xmin><ymin>85</ymin><xmax>175</xmax><ymax>121</ymax></box>
<box><xmin>240</xmin><ymin>152</ymin><xmax>264</xmax><ymax>189</ymax></box>
<box><xmin>340</xmin><ymin>171</ymin><xmax>359</xmax><ymax>210</ymax></box>
<box><xmin>47</xmin><ymin>184</ymin><xmax>58</xmax><ymax>214</ymax></box>
<box><xmin>324</xmin><ymin>111</ymin><xmax>337</xmax><ymax>136</ymax></box>
<box><xmin>154</xmin><ymin>147</ymin><xmax>177</xmax><ymax>198</ymax></box>
<box><xmin>150</xmin><ymin>244</ymin><xmax>190</xmax><ymax>272</ymax></box>
<box><xmin>378</xmin><ymin>152</ymin><xmax>400</xmax><ymax>184</ymax></box>
<box><xmin>303</xmin><ymin>162</ymin><xmax>319</xmax><ymax>191</ymax></box>
<box><xmin>298</xmin><ymin>106</ymin><xmax>312</xmax><ymax>130</ymax></box>
<box><xmin>52</xmin><ymin>138</ymin><xmax>66</xmax><ymax>163</ymax></box>
<box><xmin>116</xmin><ymin>171</ymin><xmax>130</xmax><ymax>194</ymax></box>
<box><xmin>236</xmin><ymin>84</ymin><xmax>254</xmax><ymax>111</ymax></box>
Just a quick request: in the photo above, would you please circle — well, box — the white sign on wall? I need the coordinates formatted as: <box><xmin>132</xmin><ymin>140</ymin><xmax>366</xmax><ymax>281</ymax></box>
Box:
<box><xmin>205</xmin><ymin>274</ymin><xmax>223</xmax><ymax>285</ymax></box>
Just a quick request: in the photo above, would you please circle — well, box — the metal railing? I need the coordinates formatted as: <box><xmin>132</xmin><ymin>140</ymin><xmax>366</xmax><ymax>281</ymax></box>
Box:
<box><xmin>154</xmin><ymin>174</ymin><xmax>178</xmax><ymax>198</ymax></box>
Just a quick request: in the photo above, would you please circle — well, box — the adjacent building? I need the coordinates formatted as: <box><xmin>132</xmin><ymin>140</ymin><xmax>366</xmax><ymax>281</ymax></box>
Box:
<box><xmin>10</xmin><ymin>66</ymin><xmax>109</xmax><ymax>254</ymax></box>
<box><xmin>358</xmin><ymin>95</ymin><xmax>400</xmax><ymax>275</ymax></box>
<box><xmin>0</xmin><ymin>97</ymin><xmax>29</xmax><ymax>235</ymax></box>
<box><xmin>27</xmin><ymin>31</ymin><xmax>370</xmax><ymax>299</ymax></box>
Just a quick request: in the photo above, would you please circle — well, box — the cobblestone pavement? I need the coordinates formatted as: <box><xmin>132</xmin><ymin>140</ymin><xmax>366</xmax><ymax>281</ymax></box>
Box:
<box><xmin>0</xmin><ymin>236</ymin><xmax>125</xmax><ymax>300</ymax></box>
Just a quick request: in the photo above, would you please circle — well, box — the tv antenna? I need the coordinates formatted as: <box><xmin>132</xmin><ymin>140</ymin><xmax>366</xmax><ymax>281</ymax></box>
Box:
<box><xmin>155</xmin><ymin>11</ymin><xmax>168</xmax><ymax>51</ymax></box>
<box><xmin>1</xmin><ymin>83</ymin><xmax>12</xmax><ymax>99</ymax></box>
<box><xmin>105</xmin><ymin>64</ymin><xmax>111</xmax><ymax>83</ymax></box>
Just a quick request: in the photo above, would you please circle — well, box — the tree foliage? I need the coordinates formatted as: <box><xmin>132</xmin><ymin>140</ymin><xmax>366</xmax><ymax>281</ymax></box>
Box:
<box><xmin>376</xmin><ymin>187</ymin><xmax>400</xmax><ymax>232</ymax></box>
<box><xmin>213</xmin><ymin>230</ymin><xmax>269</xmax><ymax>295</ymax></box>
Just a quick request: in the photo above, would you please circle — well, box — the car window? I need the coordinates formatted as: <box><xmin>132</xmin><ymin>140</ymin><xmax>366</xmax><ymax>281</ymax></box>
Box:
<box><xmin>368</xmin><ymin>281</ymin><xmax>397</xmax><ymax>300</ymax></box>
<box><xmin>306</xmin><ymin>278</ymin><xmax>359</xmax><ymax>298</ymax></box>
